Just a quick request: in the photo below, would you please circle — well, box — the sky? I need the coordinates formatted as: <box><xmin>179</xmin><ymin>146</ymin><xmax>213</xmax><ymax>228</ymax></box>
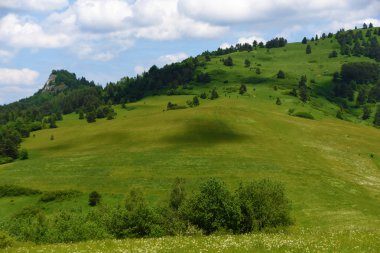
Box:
<box><xmin>0</xmin><ymin>0</ymin><xmax>379</xmax><ymax>105</ymax></box>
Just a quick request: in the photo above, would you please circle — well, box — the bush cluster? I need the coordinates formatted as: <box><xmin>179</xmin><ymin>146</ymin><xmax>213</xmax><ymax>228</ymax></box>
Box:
<box><xmin>0</xmin><ymin>185</ymin><xmax>41</xmax><ymax>198</ymax></box>
<box><xmin>4</xmin><ymin>178</ymin><xmax>292</xmax><ymax>244</ymax></box>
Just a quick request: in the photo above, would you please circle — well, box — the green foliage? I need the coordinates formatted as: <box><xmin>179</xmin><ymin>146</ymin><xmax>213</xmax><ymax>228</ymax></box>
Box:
<box><xmin>89</xmin><ymin>191</ymin><xmax>102</xmax><ymax>206</ymax></box>
<box><xmin>210</xmin><ymin>88</ymin><xmax>219</xmax><ymax>100</ymax></box>
<box><xmin>167</xmin><ymin>102</ymin><xmax>187</xmax><ymax>110</ymax></box>
<box><xmin>169</xmin><ymin>178</ymin><xmax>186</xmax><ymax>211</ymax></box>
<box><xmin>78</xmin><ymin>110</ymin><xmax>84</xmax><ymax>120</ymax></box>
<box><xmin>341</xmin><ymin>62</ymin><xmax>380</xmax><ymax>84</ymax></box>
<box><xmin>374</xmin><ymin>106</ymin><xmax>380</xmax><ymax>127</ymax></box>
<box><xmin>299</xmin><ymin>86</ymin><xmax>309</xmax><ymax>102</ymax></box>
<box><xmin>362</xmin><ymin>105</ymin><xmax>371</xmax><ymax>120</ymax></box>
<box><xmin>306</xmin><ymin>45</ymin><xmax>312</xmax><ymax>54</ymax></box>
<box><xmin>244</xmin><ymin>59</ymin><xmax>251</xmax><ymax>68</ymax></box>
<box><xmin>236</xmin><ymin>180</ymin><xmax>292</xmax><ymax>232</ymax></box>
<box><xmin>0</xmin><ymin>231</ymin><xmax>13</xmax><ymax>249</ymax></box>
<box><xmin>196</xmin><ymin>73</ymin><xmax>211</xmax><ymax>83</ymax></box>
<box><xmin>39</xmin><ymin>190</ymin><xmax>80</xmax><ymax>203</ymax></box>
<box><xmin>255</xmin><ymin>67</ymin><xmax>261</xmax><ymax>75</ymax></box>
<box><xmin>181</xmin><ymin>178</ymin><xmax>241</xmax><ymax>234</ymax></box>
<box><xmin>19</xmin><ymin>149</ymin><xmax>28</xmax><ymax>160</ymax></box>
<box><xmin>223</xmin><ymin>56</ymin><xmax>233</xmax><ymax>66</ymax></box>
<box><xmin>86</xmin><ymin>111</ymin><xmax>97</xmax><ymax>123</ymax></box>
<box><xmin>293</xmin><ymin>112</ymin><xmax>315</xmax><ymax>120</ymax></box>
<box><xmin>200</xmin><ymin>92</ymin><xmax>207</xmax><ymax>99</ymax></box>
<box><xmin>239</xmin><ymin>84</ymin><xmax>247</xmax><ymax>95</ymax></box>
<box><xmin>276</xmin><ymin>97</ymin><xmax>282</xmax><ymax>105</ymax></box>
<box><xmin>277</xmin><ymin>70</ymin><xmax>285</xmax><ymax>79</ymax></box>
<box><xmin>329</xmin><ymin>50</ymin><xmax>338</xmax><ymax>58</ymax></box>
<box><xmin>0</xmin><ymin>185</ymin><xmax>41</xmax><ymax>198</ymax></box>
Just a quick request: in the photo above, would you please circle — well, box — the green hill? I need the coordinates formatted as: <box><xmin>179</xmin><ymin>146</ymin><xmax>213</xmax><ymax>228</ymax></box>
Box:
<box><xmin>1</xmin><ymin>27</ymin><xmax>380</xmax><ymax>252</ymax></box>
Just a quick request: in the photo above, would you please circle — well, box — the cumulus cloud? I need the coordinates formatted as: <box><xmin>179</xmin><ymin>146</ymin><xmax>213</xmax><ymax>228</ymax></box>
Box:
<box><xmin>157</xmin><ymin>52</ymin><xmax>189</xmax><ymax>66</ymax></box>
<box><xmin>134</xmin><ymin>65</ymin><xmax>147</xmax><ymax>75</ymax></box>
<box><xmin>238</xmin><ymin>34</ymin><xmax>266</xmax><ymax>44</ymax></box>
<box><xmin>0</xmin><ymin>0</ymin><xmax>69</xmax><ymax>12</ymax></box>
<box><xmin>72</xmin><ymin>0</ymin><xmax>133</xmax><ymax>32</ymax></box>
<box><xmin>0</xmin><ymin>68</ymin><xmax>39</xmax><ymax>87</ymax></box>
<box><xmin>0</xmin><ymin>14</ymin><xmax>72</xmax><ymax>48</ymax></box>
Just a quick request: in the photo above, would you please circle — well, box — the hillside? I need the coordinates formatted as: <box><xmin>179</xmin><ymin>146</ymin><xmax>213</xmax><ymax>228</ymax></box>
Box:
<box><xmin>1</xmin><ymin>27</ymin><xmax>380</xmax><ymax>251</ymax></box>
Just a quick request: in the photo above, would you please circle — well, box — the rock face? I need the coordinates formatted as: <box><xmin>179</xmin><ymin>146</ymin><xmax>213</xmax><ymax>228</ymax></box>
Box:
<box><xmin>42</xmin><ymin>73</ymin><xmax>67</xmax><ymax>93</ymax></box>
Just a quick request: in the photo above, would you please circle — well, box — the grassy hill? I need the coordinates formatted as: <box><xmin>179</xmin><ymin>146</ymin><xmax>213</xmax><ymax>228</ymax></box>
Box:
<box><xmin>1</xmin><ymin>29</ymin><xmax>380</xmax><ymax>252</ymax></box>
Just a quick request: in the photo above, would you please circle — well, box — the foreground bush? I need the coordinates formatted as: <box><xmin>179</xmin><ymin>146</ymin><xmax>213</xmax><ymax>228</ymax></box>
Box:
<box><xmin>0</xmin><ymin>231</ymin><xmax>13</xmax><ymax>249</ymax></box>
<box><xmin>4</xmin><ymin>178</ymin><xmax>292</xmax><ymax>244</ymax></box>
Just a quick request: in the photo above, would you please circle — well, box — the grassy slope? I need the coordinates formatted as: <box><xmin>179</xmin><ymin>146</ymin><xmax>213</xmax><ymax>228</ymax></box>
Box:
<box><xmin>1</xmin><ymin>34</ymin><xmax>380</xmax><ymax>251</ymax></box>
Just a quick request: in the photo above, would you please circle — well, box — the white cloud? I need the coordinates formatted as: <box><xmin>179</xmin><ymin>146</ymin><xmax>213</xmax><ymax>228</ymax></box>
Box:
<box><xmin>0</xmin><ymin>68</ymin><xmax>39</xmax><ymax>87</ymax></box>
<box><xmin>157</xmin><ymin>52</ymin><xmax>188</xmax><ymax>66</ymax></box>
<box><xmin>0</xmin><ymin>0</ymin><xmax>69</xmax><ymax>12</ymax></box>
<box><xmin>134</xmin><ymin>65</ymin><xmax>147</xmax><ymax>75</ymax></box>
<box><xmin>219</xmin><ymin>43</ymin><xmax>231</xmax><ymax>49</ymax></box>
<box><xmin>0</xmin><ymin>49</ymin><xmax>14</xmax><ymax>62</ymax></box>
<box><xmin>73</xmin><ymin>0</ymin><xmax>133</xmax><ymax>32</ymax></box>
<box><xmin>0</xmin><ymin>14</ymin><xmax>72</xmax><ymax>48</ymax></box>
<box><xmin>238</xmin><ymin>34</ymin><xmax>266</xmax><ymax>44</ymax></box>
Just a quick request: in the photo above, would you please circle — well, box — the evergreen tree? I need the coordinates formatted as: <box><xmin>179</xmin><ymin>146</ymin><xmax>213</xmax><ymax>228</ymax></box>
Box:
<box><xmin>192</xmin><ymin>96</ymin><xmax>200</xmax><ymax>106</ymax></box>
<box><xmin>86</xmin><ymin>111</ymin><xmax>97</xmax><ymax>123</ymax></box>
<box><xmin>239</xmin><ymin>84</ymin><xmax>247</xmax><ymax>95</ymax></box>
<box><xmin>306</xmin><ymin>45</ymin><xmax>312</xmax><ymax>54</ymax></box>
<box><xmin>210</xmin><ymin>88</ymin><xmax>219</xmax><ymax>100</ymax></box>
<box><xmin>299</xmin><ymin>86</ymin><xmax>309</xmax><ymax>102</ymax></box>
<box><xmin>302</xmin><ymin>37</ymin><xmax>307</xmax><ymax>44</ymax></box>
<box><xmin>363</xmin><ymin>23</ymin><xmax>368</xmax><ymax>29</ymax></box>
<box><xmin>276</xmin><ymin>97</ymin><xmax>282</xmax><ymax>105</ymax></box>
<box><xmin>89</xmin><ymin>191</ymin><xmax>101</xmax><ymax>206</ymax></box>
<box><xmin>277</xmin><ymin>70</ymin><xmax>285</xmax><ymax>79</ymax></box>
<box><xmin>369</xmin><ymin>23</ymin><xmax>374</xmax><ymax>29</ymax></box>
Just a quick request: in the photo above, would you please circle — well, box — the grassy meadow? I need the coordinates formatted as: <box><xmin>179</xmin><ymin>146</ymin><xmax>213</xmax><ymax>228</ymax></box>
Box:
<box><xmin>1</xmin><ymin>36</ymin><xmax>380</xmax><ymax>251</ymax></box>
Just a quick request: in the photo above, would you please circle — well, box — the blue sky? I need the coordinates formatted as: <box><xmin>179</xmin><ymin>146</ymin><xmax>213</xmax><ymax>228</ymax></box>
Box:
<box><xmin>0</xmin><ymin>0</ymin><xmax>379</xmax><ymax>104</ymax></box>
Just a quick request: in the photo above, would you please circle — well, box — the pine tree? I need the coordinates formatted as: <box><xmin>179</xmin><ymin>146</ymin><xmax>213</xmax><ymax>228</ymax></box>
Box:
<box><xmin>299</xmin><ymin>86</ymin><xmax>309</xmax><ymax>102</ymax></box>
<box><xmin>306</xmin><ymin>45</ymin><xmax>312</xmax><ymax>54</ymax></box>
<box><xmin>302</xmin><ymin>37</ymin><xmax>307</xmax><ymax>44</ymax></box>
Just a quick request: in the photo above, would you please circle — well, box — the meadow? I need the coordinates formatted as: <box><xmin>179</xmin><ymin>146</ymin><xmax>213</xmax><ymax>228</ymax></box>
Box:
<box><xmin>1</xmin><ymin>36</ymin><xmax>380</xmax><ymax>251</ymax></box>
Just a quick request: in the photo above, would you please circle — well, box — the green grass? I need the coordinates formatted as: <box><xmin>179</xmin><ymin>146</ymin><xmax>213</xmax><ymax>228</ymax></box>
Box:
<box><xmin>1</xmin><ymin>35</ymin><xmax>380</xmax><ymax>251</ymax></box>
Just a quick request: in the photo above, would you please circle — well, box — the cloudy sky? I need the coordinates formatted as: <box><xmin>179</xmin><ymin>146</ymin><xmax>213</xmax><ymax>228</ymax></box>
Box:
<box><xmin>0</xmin><ymin>0</ymin><xmax>379</xmax><ymax>104</ymax></box>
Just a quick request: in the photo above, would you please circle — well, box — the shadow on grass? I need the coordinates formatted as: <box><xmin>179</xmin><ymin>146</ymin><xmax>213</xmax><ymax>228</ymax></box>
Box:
<box><xmin>163</xmin><ymin>118</ymin><xmax>250</xmax><ymax>145</ymax></box>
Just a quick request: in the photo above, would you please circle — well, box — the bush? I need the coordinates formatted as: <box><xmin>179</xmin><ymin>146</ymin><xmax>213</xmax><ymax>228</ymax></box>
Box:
<box><xmin>236</xmin><ymin>180</ymin><xmax>292</xmax><ymax>233</ymax></box>
<box><xmin>19</xmin><ymin>149</ymin><xmax>28</xmax><ymax>160</ymax></box>
<box><xmin>39</xmin><ymin>190</ymin><xmax>80</xmax><ymax>203</ymax></box>
<box><xmin>277</xmin><ymin>70</ymin><xmax>285</xmax><ymax>79</ymax></box>
<box><xmin>0</xmin><ymin>157</ymin><xmax>13</xmax><ymax>165</ymax></box>
<box><xmin>181</xmin><ymin>178</ymin><xmax>241</xmax><ymax>234</ymax></box>
<box><xmin>0</xmin><ymin>231</ymin><xmax>13</xmax><ymax>249</ymax></box>
<box><xmin>0</xmin><ymin>185</ymin><xmax>41</xmax><ymax>198</ymax></box>
<box><xmin>89</xmin><ymin>191</ymin><xmax>101</xmax><ymax>206</ymax></box>
<box><xmin>293</xmin><ymin>112</ymin><xmax>315</xmax><ymax>120</ymax></box>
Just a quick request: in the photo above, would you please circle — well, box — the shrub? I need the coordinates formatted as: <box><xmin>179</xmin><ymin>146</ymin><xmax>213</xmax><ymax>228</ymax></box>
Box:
<box><xmin>89</xmin><ymin>191</ymin><xmax>101</xmax><ymax>206</ymax></box>
<box><xmin>181</xmin><ymin>178</ymin><xmax>241</xmax><ymax>234</ymax></box>
<box><xmin>86</xmin><ymin>111</ymin><xmax>96</xmax><ymax>123</ymax></box>
<box><xmin>0</xmin><ymin>185</ymin><xmax>41</xmax><ymax>198</ymax></box>
<box><xmin>39</xmin><ymin>190</ymin><xmax>80</xmax><ymax>203</ymax></box>
<box><xmin>236</xmin><ymin>179</ymin><xmax>292</xmax><ymax>233</ymax></box>
<box><xmin>210</xmin><ymin>88</ymin><xmax>219</xmax><ymax>100</ymax></box>
<box><xmin>293</xmin><ymin>112</ymin><xmax>315</xmax><ymax>120</ymax></box>
<box><xmin>276</xmin><ymin>97</ymin><xmax>282</xmax><ymax>105</ymax></box>
<box><xmin>19</xmin><ymin>149</ymin><xmax>28</xmax><ymax>160</ymax></box>
<box><xmin>277</xmin><ymin>70</ymin><xmax>285</xmax><ymax>79</ymax></box>
<box><xmin>169</xmin><ymin>178</ymin><xmax>186</xmax><ymax>211</ymax></box>
<box><xmin>0</xmin><ymin>231</ymin><xmax>13</xmax><ymax>249</ymax></box>
<box><xmin>200</xmin><ymin>92</ymin><xmax>207</xmax><ymax>99</ymax></box>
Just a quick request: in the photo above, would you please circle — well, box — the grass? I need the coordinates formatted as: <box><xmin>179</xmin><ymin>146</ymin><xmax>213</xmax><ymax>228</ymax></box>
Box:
<box><xmin>1</xmin><ymin>33</ymin><xmax>380</xmax><ymax>251</ymax></box>
<box><xmin>3</xmin><ymin>228</ymin><xmax>380</xmax><ymax>252</ymax></box>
